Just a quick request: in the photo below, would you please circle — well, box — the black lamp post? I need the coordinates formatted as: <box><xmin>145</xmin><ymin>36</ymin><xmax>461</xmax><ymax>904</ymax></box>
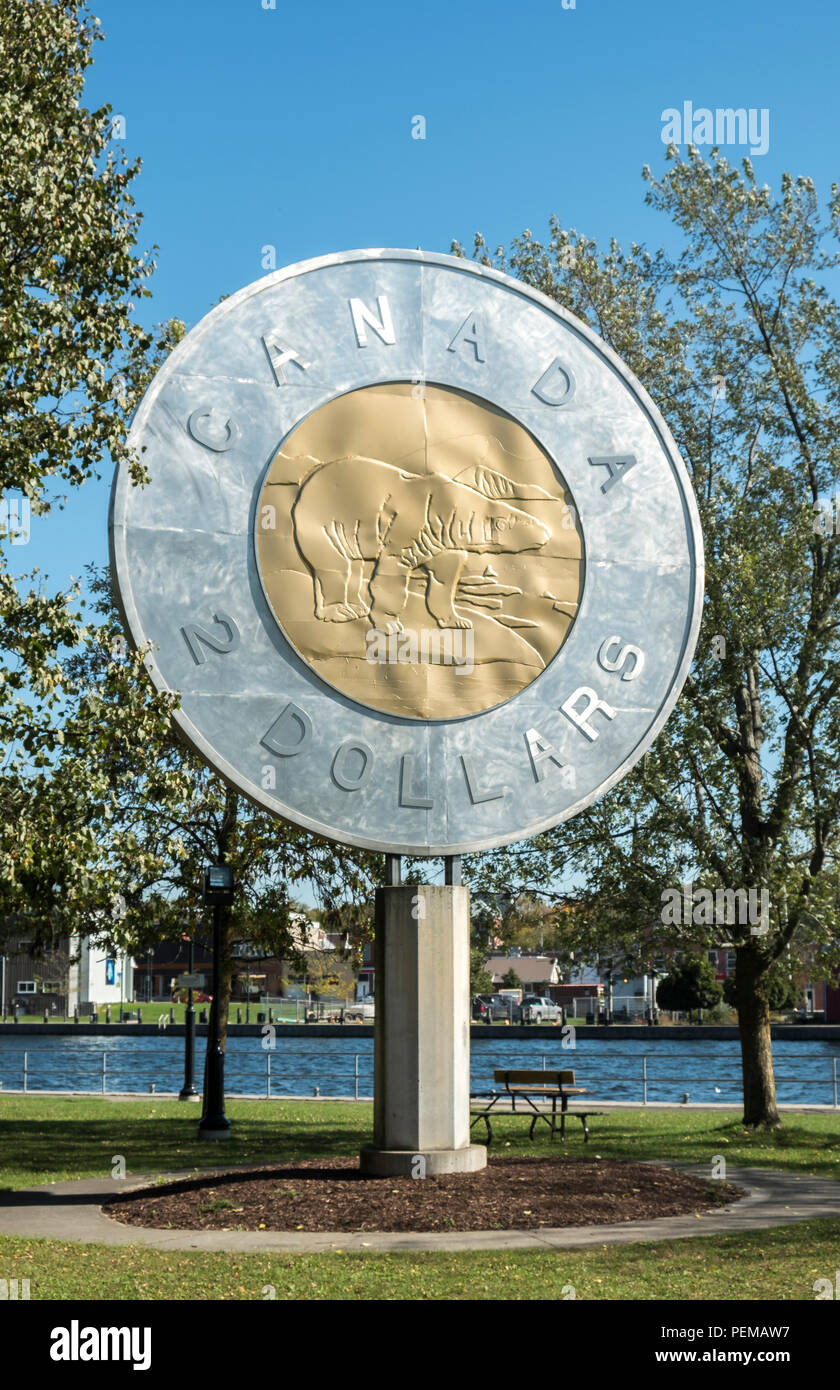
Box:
<box><xmin>179</xmin><ymin>928</ymin><xmax>198</xmax><ymax>1101</ymax></box>
<box><xmin>199</xmin><ymin>865</ymin><xmax>233</xmax><ymax>1140</ymax></box>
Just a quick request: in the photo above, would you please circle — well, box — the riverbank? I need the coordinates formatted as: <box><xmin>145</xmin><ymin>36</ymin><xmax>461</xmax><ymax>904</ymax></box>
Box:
<box><xmin>1</xmin><ymin>1022</ymin><xmax>838</xmax><ymax>1040</ymax></box>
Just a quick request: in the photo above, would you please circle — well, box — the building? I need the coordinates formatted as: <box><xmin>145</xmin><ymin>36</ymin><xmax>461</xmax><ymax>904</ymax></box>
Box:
<box><xmin>484</xmin><ymin>955</ymin><xmax>562</xmax><ymax>994</ymax></box>
<box><xmin>132</xmin><ymin>938</ymin><xmax>213</xmax><ymax>1002</ymax></box>
<box><xmin>704</xmin><ymin>947</ymin><xmax>826</xmax><ymax>1015</ymax></box>
<box><xmin>129</xmin><ymin>920</ymin><xmax>359</xmax><ymax>1003</ymax></box>
<box><xmin>0</xmin><ymin>932</ymin><xmax>134</xmax><ymax>1015</ymax></box>
<box><xmin>357</xmin><ymin>940</ymin><xmax>374</xmax><ymax>998</ymax></box>
<box><xmin>68</xmin><ymin>941</ymin><xmax>134</xmax><ymax>1011</ymax></box>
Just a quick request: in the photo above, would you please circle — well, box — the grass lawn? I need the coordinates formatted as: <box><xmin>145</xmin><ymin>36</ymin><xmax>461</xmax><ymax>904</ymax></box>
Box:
<box><xmin>0</xmin><ymin>1097</ymin><xmax>837</xmax><ymax>1300</ymax></box>
<box><xmin>1</xmin><ymin>1096</ymin><xmax>838</xmax><ymax>1189</ymax></box>
<box><xmin>1</xmin><ymin>1219</ymin><xmax>838</xmax><ymax>1300</ymax></box>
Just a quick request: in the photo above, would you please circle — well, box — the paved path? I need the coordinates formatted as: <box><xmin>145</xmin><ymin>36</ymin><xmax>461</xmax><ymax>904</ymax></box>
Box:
<box><xmin>0</xmin><ymin>1164</ymin><xmax>838</xmax><ymax>1253</ymax></box>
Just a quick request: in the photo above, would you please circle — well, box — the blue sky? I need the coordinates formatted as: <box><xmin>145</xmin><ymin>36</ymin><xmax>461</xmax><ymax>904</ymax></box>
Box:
<box><xmin>15</xmin><ymin>0</ymin><xmax>840</xmax><ymax>587</ymax></box>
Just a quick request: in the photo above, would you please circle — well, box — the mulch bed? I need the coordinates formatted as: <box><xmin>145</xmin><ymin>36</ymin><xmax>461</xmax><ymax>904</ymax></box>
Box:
<box><xmin>104</xmin><ymin>1157</ymin><xmax>743</xmax><ymax>1233</ymax></box>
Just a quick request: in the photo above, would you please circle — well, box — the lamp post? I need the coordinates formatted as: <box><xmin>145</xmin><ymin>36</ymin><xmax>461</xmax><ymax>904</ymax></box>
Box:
<box><xmin>199</xmin><ymin>865</ymin><xmax>233</xmax><ymax>1139</ymax></box>
<box><xmin>179</xmin><ymin>928</ymin><xmax>198</xmax><ymax>1101</ymax></box>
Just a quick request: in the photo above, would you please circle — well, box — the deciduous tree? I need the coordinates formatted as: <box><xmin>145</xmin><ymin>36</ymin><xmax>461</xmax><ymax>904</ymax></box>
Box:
<box><xmin>459</xmin><ymin>149</ymin><xmax>840</xmax><ymax>1126</ymax></box>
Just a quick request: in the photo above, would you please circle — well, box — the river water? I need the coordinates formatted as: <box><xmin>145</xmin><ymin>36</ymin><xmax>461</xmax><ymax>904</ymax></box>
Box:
<box><xmin>1</xmin><ymin>1034</ymin><xmax>838</xmax><ymax>1105</ymax></box>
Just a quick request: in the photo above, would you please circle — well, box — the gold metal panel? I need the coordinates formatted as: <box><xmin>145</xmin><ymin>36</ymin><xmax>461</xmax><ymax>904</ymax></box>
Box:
<box><xmin>256</xmin><ymin>382</ymin><xmax>584</xmax><ymax>719</ymax></box>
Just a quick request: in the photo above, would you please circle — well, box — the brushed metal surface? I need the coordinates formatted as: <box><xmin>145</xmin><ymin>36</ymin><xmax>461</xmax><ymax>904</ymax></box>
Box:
<box><xmin>110</xmin><ymin>249</ymin><xmax>704</xmax><ymax>855</ymax></box>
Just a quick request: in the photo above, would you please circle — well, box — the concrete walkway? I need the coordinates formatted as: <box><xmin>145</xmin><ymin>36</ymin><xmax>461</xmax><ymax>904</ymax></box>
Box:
<box><xmin>0</xmin><ymin>1163</ymin><xmax>838</xmax><ymax>1253</ymax></box>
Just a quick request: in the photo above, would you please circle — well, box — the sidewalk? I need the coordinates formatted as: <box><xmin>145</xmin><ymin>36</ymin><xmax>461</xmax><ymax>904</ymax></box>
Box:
<box><xmin>1</xmin><ymin>1164</ymin><xmax>838</xmax><ymax>1253</ymax></box>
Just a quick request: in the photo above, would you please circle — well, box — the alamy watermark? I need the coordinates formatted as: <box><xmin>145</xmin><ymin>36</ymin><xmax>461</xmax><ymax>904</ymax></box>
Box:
<box><xmin>0</xmin><ymin>496</ymin><xmax>30</xmax><ymax>545</ymax></box>
<box><xmin>813</xmin><ymin>491</ymin><xmax>840</xmax><ymax>534</ymax></box>
<box><xmin>0</xmin><ymin>1278</ymin><xmax>30</xmax><ymax>1300</ymax></box>
<box><xmin>660</xmin><ymin>102</ymin><xmax>770</xmax><ymax>156</ymax></box>
<box><xmin>813</xmin><ymin>1271</ymin><xmax>840</xmax><ymax>1299</ymax></box>
<box><xmin>50</xmin><ymin>1322</ymin><xmax>151</xmax><ymax>1370</ymax></box>
<box><xmin>366</xmin><ymin>626</ymin><xmax>475</xmax><ymax>676</ymax></box>
<box><xmin>660</xmin><ymin>881</ymin><xmax>770</xmax><ymax>935</ymax></box>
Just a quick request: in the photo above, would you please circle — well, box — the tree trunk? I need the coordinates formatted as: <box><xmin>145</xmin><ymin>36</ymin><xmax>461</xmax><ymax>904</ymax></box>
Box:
<box><xmin>735</xmin><ymin>947</ymin><xmax>780</xmax><ymax>1127</ymax></box>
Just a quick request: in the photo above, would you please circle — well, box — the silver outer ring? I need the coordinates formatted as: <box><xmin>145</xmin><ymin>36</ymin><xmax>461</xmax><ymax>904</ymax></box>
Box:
<box><xmin>110</xmin><ymin>248</ymin><xmax>704</xmax><ymax>856</ymax></box>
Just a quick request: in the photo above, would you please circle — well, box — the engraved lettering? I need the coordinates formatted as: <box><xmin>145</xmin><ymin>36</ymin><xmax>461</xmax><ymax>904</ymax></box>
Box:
<box><xmin>399</xmin><ymin>753</ymin><xmax>433</xmax><ymax>808</ymax></box>
<box><xmin>187</xmin><ymin>408</ymin><xmax>240</xmax><ymax>452</ymax></box>
<box><xmin>524</xmin><ymin>727</ymin><xmax>567</xmax><ymax>783</ymax></box>
<box><xmin>261</xmin><ymin>333</ymin><xmax>310</xmax><ymax>385</ymax></box>
<box><xmin>588</xmin><ymin>454</ymin><xmax>637</xmax><ymax>493</ymax></box>
<box><xmin>181</xmin><ymin>612</ymin><xmax>241</xmax><ymax>665</ymax></box>
<box><xmin>447</xmin><ymin>312</ymin><xmax>486</xmax><ymax>363</ymax></box>
<box><xmin>261</xmin><ymin>701</ymin><xmax>313</xmax><ymax>756</ymax></box>
<box><xmin>332</xmin><ymin>740</ymin><xmax>374</xmax><ymax>790</ymax></box>
<box><xmin>349</xmin><ymin>295</ymin><xmax>396</xmax><ymax>347</ymax></box>
<box><xmin>597</xmin><ymin>635</ymin><xmax>645</xmax><ymax>681</ymax></box>
<box><xmin>561</xmin><ymin>686</ymin><xmax>617</xmax><ymax>741</ymax></box>
<box><xmin>461</xmin><ymin>753</ymin><xmax>506</xmax><ymax>803</ymax></box>
<box><xmin>531</xmin><ymin>356</ymin><xmax>576</xmax><ymax>406</ymax></box>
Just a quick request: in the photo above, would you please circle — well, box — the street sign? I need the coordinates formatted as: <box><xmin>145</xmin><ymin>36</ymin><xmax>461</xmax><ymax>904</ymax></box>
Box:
<box><xmin>111</xmin><ymin>249</ymin><xmax>703</xmax><ymax>855</ymax></box>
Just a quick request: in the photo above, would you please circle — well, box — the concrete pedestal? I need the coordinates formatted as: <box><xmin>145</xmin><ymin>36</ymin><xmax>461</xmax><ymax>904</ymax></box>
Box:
<box><xmin>359</xmin><ymin>884</ymin><xmax>486</xmax><ymax>1177</ymax></box>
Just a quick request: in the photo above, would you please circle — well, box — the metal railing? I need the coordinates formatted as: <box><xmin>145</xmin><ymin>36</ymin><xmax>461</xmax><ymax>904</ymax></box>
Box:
<box><xmin>0</xmin><ymin>1048</ymin><xmax>374</xmax><ymax>1100</ymax></box>
<box><xmin>1</xmin><ymin>1047</ymin><xmax>837</xmax><ymax>1106</ymax></box>
<box><xmin>504</xmin><ymin>1049</ymin><xmax>840</xmax><ymax>1107</ymax></box>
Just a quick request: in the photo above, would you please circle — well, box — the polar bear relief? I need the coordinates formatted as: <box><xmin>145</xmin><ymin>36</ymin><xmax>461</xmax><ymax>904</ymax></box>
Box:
<box><xmin>291</xmin><ymin>455</ymin><xmax>552</xmax><ymax>634</ymax></box>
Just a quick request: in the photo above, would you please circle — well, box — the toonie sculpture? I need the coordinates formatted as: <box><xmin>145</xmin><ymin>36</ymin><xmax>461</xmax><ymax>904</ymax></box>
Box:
<box><xmin>112</xmin><ymin>249</ymin><xmax>702</xmax><ymax>852</ymax></box>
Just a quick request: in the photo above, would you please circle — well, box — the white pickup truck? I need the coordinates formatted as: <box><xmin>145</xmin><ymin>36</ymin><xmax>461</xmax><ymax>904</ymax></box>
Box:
<box><xmin>520</xmin><ymin>995</ymin><xmax>563</xmax><ymax>1023</ymax></box>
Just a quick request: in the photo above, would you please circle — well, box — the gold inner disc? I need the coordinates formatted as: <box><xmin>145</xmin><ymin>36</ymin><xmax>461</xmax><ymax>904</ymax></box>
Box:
<box><xmin>256</xmin><ymin>382</ymin><xmax>584</xmax><ymax>719</ymax></box>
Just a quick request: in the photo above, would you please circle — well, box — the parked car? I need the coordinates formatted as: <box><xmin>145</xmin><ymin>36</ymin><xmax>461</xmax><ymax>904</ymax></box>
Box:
<box><xmin>520</xmin><ymin>994</ymin><xmax>563</xmax><ymax>1023</ymax></box>
<box><xmin>471</xmin><ymin>995</ymin><xmax>491</xmax><ymax>1021</ymax></box>
<box><xmin>474</xmin><ymin>993</ymin><xmax>523</xmax><ymax>1022</ymax></box>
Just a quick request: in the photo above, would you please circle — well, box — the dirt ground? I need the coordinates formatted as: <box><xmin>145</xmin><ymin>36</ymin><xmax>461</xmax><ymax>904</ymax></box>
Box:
<box><xmin>104</xmin><ymin>1156</ymin><xmax>742</xmax><ymax>1234</ymax></box>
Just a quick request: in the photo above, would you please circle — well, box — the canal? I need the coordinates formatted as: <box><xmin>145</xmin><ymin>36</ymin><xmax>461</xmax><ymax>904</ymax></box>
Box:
<box><xmin>1</xmin><ymin>1034</ymin><xmax>838</xmax><ymax>1105</ymax></box>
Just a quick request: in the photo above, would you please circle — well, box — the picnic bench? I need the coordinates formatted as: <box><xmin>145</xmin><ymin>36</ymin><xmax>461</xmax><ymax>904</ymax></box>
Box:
<box><xmin>470</xmin><ymin>1069</ymin><xmax>601</xmax><ymax>1143</ymax></box>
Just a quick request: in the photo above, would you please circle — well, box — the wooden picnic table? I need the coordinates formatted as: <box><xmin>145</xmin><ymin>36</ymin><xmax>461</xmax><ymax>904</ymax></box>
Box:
<box><xmin>470</xmin><ymin>1068</ymin><xmax>600</xmax><ymax>1143</ymax></box>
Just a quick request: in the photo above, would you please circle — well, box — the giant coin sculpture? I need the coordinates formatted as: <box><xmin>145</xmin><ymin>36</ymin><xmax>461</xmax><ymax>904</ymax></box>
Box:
<box><xmin>111</xmin><ymin>250</ymin><xmax>703</xmax><ymax>1171</ymax></box>
<box><xmin>110</xmin><ymin>249</ymin><xmax>703</xmax><ymax>858</ymax></box>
